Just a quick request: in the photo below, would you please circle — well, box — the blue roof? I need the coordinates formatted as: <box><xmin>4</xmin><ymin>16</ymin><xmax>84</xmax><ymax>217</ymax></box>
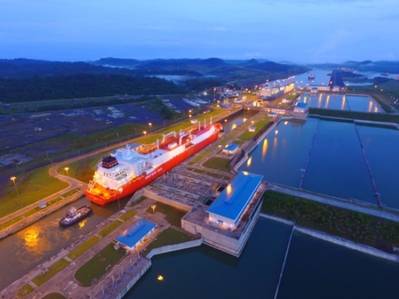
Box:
<box><xmin>116</xmin><ymin>219</ymin><xmax>156</xmax><ymax>248</ymax></box>
<box><xmin>208</xmin><ymin>172</ymin><xmax>263</xmax><ymax>222</ymax></box>
<box><xmin>224</xmin><ymin>143</ymin><xmax>239</xmax><ymax>151</ymax></box>
<box><xmin>296</xmin><ymin>102</ymin><xmax>308</xmax><ymax>108</ymax></box>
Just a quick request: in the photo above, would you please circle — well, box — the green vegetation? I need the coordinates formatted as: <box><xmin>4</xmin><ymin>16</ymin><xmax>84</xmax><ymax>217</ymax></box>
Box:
<box><xmin>119</xmin><ymin>209</ymin><xmax>137</xmax><ymax>222</ymax></box>
<box><xmin>67</xmin><ymin>236</ymin><xmax>101</xmax><ymax>260</ymax></box>
<box><xmin>98</xmin><ymin>220</ymin><xmax>124</xmax><ymax>238</ymax></box>
<box><xmin>60</xmin><ymin>188</ymin><xmax>80</xmax><ymax>198</ymax></box>
<box><xmin>147</xmin><ymin>202</ymin><xmax>187</xmax><ymax>227</ymax></box>
<box><xmin>17</xmin><ymin>284</ymin><xmax>34</xmax><ymax>298</ymax></box>
<box><xmin>203</xmin><ymin>157</ymin><xmax>231</xmax><ymax>172</ymax></box>
<box><xmin>186</xmin><ymin>167</ymin><xmax>231</xmax><ymax>180</ymax></box>
<box><xmin>237</xmin><ymin>117</ymin><xmax>271</xmax><ymax>143</ymax></box>
<box><xmin>263</xmin><ymin>191</ymin><xmax>399</xmax><ymax>251</ymax></box>
<box><xmin>309</xmin><ymin>108</ymin><xmax>399</xmax><ymax>123</ymax></box>
<box><xmin>41</xmin><ymin>293</ymin><xmax>66</xmax><ymax>299</ymax></box>
<box><xmin>75</xmin><ymin>243</ymin><xmax>126</xmax><ymax>287</ymax></box>
<box><xmin>32</xmin><ymin>258</ymin><xmax>70</xmax><ymax>287</ymax></box>
<box><xmin>143</xmin><ymin>227</ymin><xmax>194</xmax><ymax>256</ymax></box>
<box><xmin>0</xmin><ymin>167</ymin><xmax>68</xmax><ymax>218</ymax></box>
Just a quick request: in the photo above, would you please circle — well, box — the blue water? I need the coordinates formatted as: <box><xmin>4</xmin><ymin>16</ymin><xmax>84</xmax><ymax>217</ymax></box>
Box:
<box><xmin>126</xmin><ymin>218</ymin><xmax>292</xmax><ymax>299</ymax></box>
<box><xmin>125</xmin><ymin>218</ymin><xmax>399</xmax><ymax>299</ymax></box>
<box><xmin>278</xmin><ymin>231</ymin><xmax>399</xmax><ymax>299</ymax></box>
<box><xmin>297</xmin><ymin>93</ymin><xmax>382</xmax><ymax>113</ymax></box>
<box><xmin>240</xmin><ymin>118</ymin><xmax>399</xmax><ymax>208</ymax></box>
<box><xmin>302</xmin><ymin>120</ymin><xmax>375</xmax><ymax>203</ymax></box>
<box><xmin>357</xmin><ymin>124</ymin><xmax>399</xmax><ymax>208</ymax></box>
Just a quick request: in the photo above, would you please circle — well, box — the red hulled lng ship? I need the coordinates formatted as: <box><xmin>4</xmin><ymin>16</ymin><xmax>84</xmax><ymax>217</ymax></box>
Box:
<box><xmin>85</xmin><ymin>121</ymin><xmax>223</xmax><ymax>205</ymax></box>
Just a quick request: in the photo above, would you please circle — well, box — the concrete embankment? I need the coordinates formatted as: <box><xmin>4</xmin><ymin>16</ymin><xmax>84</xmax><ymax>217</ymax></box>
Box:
<box><xmin>146</xmin><ymin>238</ymin><xmax>203</xmax><ymax>259</ymax></box>
<box><xmin>260</xmin><ymin>213</ymin><xmax>399</xmax><ymax>264</ymax></box>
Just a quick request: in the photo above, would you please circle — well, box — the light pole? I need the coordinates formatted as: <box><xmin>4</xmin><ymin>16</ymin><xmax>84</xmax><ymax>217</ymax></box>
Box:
<box><xmin>64</xmin><ymin>166</ymin><xmax>69</xmax><ymax>175</ymax></box>
<box><xmin>10</xmin><ymin>176</ymin><xmax>18</xmax><ymax>195</ymax></box>
<box><xmin>148</xmin><ymin>122</ymin><xmax>152</xmax><ymax>132</ymax></box>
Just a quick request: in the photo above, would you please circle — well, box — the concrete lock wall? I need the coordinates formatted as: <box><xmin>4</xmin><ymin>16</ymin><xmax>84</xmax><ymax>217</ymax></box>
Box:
<box><xmin>182</xmin><ymin>203</ymin><xmax>261</xmax><ymax>257</ymax></box>
<box><xmin>146</xmin><ymin>239</ymin><xmax>203</xmax><ymax>259</ymax></box>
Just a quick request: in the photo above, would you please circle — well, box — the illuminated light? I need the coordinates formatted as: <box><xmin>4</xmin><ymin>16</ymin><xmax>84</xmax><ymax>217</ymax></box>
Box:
<box><xmin>157</xmin><ymin>275</ymin><xmax>165</xmax><ymax>282</ymax></box>
<box><xmin>64</xmin><ymin>166</ymin><xmax>69</xmax><ymax>173</ymax></box>
<box><xmin>262</xmin><ymin>139</ymin><xmax>269</xmax><ymax>159</ymax></box>
<box><xmin>231</xmin><ymin>123</ymin><xmax>237</xmax><ymax>130</ymax></box>
<box><xmin>218</xmin><ymin>144</ymin><xmax>222</xmax><ymax>148</ymax></box>
<box><xmin>224</xmin><ymin>119</ymin><xmax>228</xmax><ymax>123</ymax></box>
<box><xmin>78</xmin><ymin>219</ymin><xmax>87</xmax><ymax>229</ymax></box>
<box><xmin>151</xmin><ymin>204</ymin><xmax>157</xmax><ymax>213</ymax></box>
<box><xmin>143</xmin><ymin>130</ymin><xmax>147</xmax><ymax>135</ymax></box>
<box><xmin>10</xmin><ymin>176</ymin><xmax>17</xmax><ymax>183</ymax></box>
<box><xmin>226</xmin><ymin>184</ymin><xmax>232</xmax><ymax>196</ymax></box>
<box><xmin>242</xmin><ymin>171</ymin><xmax>249</xmax><ymax>176</ymax></box>
<box><xmin>23</xmin><ymin>227</ymin><xmax>40</xmax><ymax>249</ymax></box>
<box><xmin>284</xmin><ymin>121</ymin><xmax>288</xmax><ymax>125</ymax></box>
<box><xmin>247</xmin><ymin>156</ymin><xmax>252</xmax><ymax>167</ymax></box>
<box><xmin>243</xmin><ymin>118</ymin><xmax>247</xmax><ymax>123</ymax></box>
<box><xmin>148</xmin><ymin>122</ymin><xmax>152</xmax><ymax>127</ymax></box>
<box><xmin>275</xmin><ymin>129</ymin><xmax>279</xmax><ymax>136</ymax></box>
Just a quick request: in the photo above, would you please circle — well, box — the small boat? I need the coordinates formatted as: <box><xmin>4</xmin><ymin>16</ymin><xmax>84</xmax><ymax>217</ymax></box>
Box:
<box><xmin>59</xmin><ymin>206</ymin><xmax>92</xmax><ymax>227</ymax></box>
<box><xmin>308</xmin><ymin>74</ymin><xmax>316</xmax><ymax>81</ymax></box>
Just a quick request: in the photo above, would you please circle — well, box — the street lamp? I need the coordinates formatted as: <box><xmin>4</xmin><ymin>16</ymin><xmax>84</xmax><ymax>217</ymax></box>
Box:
<box><xmin>64</xmin><ymin>166</ymin><xmax>69</xmax><ymax>174</ymax></box>
<box><xmin>143</xmin><ymin>130</ymin><xmax>147</xmax><ymax>136</ymax></box>
<box><xmin>10</xmin><ymin>176</ymin><xmax>18</xmax><ymax>195</ymax></box>
<box><xmin>151</xmin><ymin>204</ymin><xmax>157</xmax><ymax>213</ymax></box>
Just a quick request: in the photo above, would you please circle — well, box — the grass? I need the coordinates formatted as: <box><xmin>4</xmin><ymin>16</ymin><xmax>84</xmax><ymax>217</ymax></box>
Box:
<box><xmin>16</xmin><ymin>284</ymin><xmax>34</xmax><ymax>298</ymax></box>
<box><xmin>74</xmin><ymin>243</ymin><xmax>126</xmax><ymax>287</ymax></box>
<box><xmin>203</xmin><ymin>157</ymin><xmax>231</xmax><ymax>172</ymax></box>
<box><xmin>32</xmin><ymin>258</ymin><xmax>70</xmax><ymax>287</ymax></box>
<box><xmin>187</xmin><ymin>167</ymin><xmax>231</xmax><ymax>180</ymax></box>
<box><xmin>147</xmin><ymin>202</ymin><xmax>187</xmax><ymax>227</ymax></box>
<box><xmin>0</xmin><ymin>167</ymin><xmax>68</xmax><ymax>218</ymax></box>
<box><xmin>41</xmin><ymin>293</ymin><xmax>66</xmax><ymax>299</ymax></box>
<box><xmin>263</xmin><ymin>191</ymin><xmax>399</xmax><ymax>252</ymax></box>
<box><xmin>309</xmin><ymin>108</ymin><xmax>399</xmax><ymax>123</ymax></box>
<box><xmin>61</xmin><ymin>188</ymin><xmax>80</xmax><ymax>198</ymax></box>
<box><xmin>143</xmin><ymin>227</ymin><xmax>194</xmax><ymax>256</ymax></box>
<box><xmin>67</xmin><ymin>235</ymin><xmax>101</xmax><ymax>260</ymax></box>
<box><xmin>119</xmin><ymin>209</ymin><xmax>137</xmax><ymax>222</ymax></box>
<box><xmin>98</xmin><ymin>219</ymin><xmax>124</xmax><ymax>238</ymax></box>
<box><xmin>237</xmin><ymin>117</ymin><xmax>271</xmax><ymax>143</ymax></box>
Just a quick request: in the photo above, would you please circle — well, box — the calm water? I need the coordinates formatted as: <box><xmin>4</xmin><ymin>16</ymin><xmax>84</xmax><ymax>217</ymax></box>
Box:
<box><xmin>297</xmin><ymin>93</ymin><xmax>382</xmax><ymax>113</ymax></box>
<box><xmin>126</xmin><ymin>218</ymin><xmax>399</xmax><ymax>299</ymax></box>
<box><xmin>0</xmin><ymin>196</ymin><xmax>126</xmax><ymax>290</ymax></box>
<box><xmin>295</xmin><ymin>69</ymin><xmax>332</xmax><ymax>88</ymax></box>
<box><xmin>127</xmin><ymin>218</ymin><xmax>292</xmax><ymax>299</ymax></box>
<box><xmin>278</xmin><ymin>231</ymin><xmax>399</xmax><ymax>299</ymax></box>
<box><xmin>240</xmin><ymin>118</ymin><xmax>399</xmax><ymax>208</ymax></box>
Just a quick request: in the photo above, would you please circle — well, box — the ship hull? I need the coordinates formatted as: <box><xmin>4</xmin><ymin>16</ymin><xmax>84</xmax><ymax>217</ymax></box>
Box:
<box><xmin>85</xmin><ymin>129</ymin><xmax>219</xmax><ymax>206</ymax></box>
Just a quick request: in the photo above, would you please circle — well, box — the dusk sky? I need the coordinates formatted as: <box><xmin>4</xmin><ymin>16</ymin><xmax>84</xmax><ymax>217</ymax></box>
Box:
<box><xmin>1</xmin><ymin>0</ymin><xmax>398</xmax><ymax>63</ymax></box>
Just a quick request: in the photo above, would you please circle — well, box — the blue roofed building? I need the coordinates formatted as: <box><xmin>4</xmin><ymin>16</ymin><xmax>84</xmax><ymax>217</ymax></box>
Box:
<box><xmin>116</xmin><ymin>219</ymin><xmax>156</xmax><ymax>251</ymax></box>
<box><xmin>222</xmin><ymin>143</ymin><xmax>239</xmax><ymax>155</ymax></box>
<box><xmin>207</xmin><ymin>171</ymin><xmax>263</xmax><ymax>230</ymax></box>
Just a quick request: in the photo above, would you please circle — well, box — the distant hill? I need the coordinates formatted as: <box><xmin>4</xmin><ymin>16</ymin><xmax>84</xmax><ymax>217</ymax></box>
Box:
<box><xmin>0</xmin><ymin>58</ymin><xmax>138</xmax><ymax>78</ymax></box>
<box><xmin>0</xmin><ymin>74</ymin><xmax>181</xmax><ymax>102</ymax></box>
<box><xmin>0</xmin><ymin>57</ymin><xmax>307</xmax><ymax>102</ymax></box>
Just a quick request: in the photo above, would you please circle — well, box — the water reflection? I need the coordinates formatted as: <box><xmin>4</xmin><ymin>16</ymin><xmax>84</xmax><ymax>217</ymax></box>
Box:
<box><xmin>261</xmin><ymin>139</ymin><xmax>269</xmax><ymax>160</ymax></box>
<box><xmin>21</xmin><ymin>226</ymin><xmax>40</xmax><ymax>251</ymax></box>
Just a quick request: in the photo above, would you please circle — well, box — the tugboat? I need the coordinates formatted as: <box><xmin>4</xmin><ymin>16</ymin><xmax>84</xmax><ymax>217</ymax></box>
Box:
<box><xmin>59</xmin><ymin>206</ymin><xmax>92</xmax><ymax>227</ymax></box>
